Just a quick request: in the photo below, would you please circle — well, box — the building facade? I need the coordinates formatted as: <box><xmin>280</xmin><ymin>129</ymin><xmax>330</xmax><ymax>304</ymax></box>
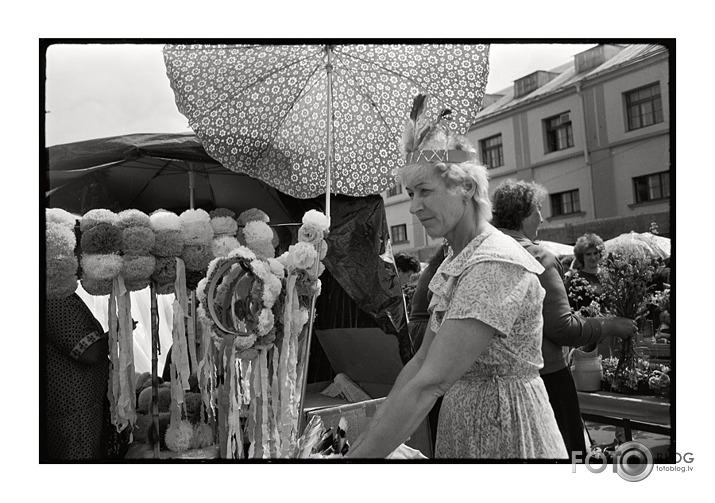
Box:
<box><xmin>383</xmin><ymin>43</ymin><xmax>672</xmax><ymax>260</ymax></box>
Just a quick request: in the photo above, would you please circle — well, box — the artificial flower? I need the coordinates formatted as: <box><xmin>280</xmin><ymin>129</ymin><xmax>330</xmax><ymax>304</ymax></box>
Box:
<box><xmin>318</xmin><ymin>239</ymin><xmax>328</xmax><ymax>260</ymax></box>
<box><xmin>267</xmin><ymin>258</ymin><xmax>286</xmax><ymax>278</ymax></box>
<box><xmin>288</xmin><ymin>241</ymin><xmax>317</xmax><ymax>270</ymax></box>
<box><xmin>46</xmin><ymin>222</ymin><xmax>75</xmax><ymax>257</ymax></box>
<box><xmin>257</xmin><ymin>308</ymin><xmax>275</xmax><ymax>336</ymax></box>
<box><xmin>81</xmin><ymin>277</ymin><xmax>113</xmax><ymax>296</ymax></box>
<box><xmin>80</xmin><ymin>223</ymin><xmax>123</xmax><ymax>254</ymax></box>
<box><xmin>124</xmin><ymin>279</ymin><xmax>151</xmax><ymax>292</ymax></box>
<box><xmin>212</xmin><ymin>235</ymin><xmax>240</xmax><ymax>258</ymax></box>
<box><xmin>211</xmin><ymin>215</ymin><xmax>238</xmax><ymax>236</ymax></box>
<box><xmin>210</xmin><ymin>208</ymin><xmax>236</xmax><ymax>219</ymax></box>
<box><xmin>152</xmin><ymin>256</ymin><xmax>177</xmax><ymax>285</ymax></box>
<box><xmin>46</xmin><ymin>208</ymin><xmax>78</xmax><ymax>228</ymax></box>
<box><xmin>237</xmin><ymin>208</ymin><xmax>270</xmax><ymax>226</ymax></box>
<box><xmin>47</xmin><ymin>279</ymin><xmax>79</xmax><ymax>299</ymax></box>
<box><xmin>81</xmin><ymin>253</ymin><xmax>123</xmax><ymax>280</ymax></box>
<box><xmin>182</xmin><ymin>243</ymin><xmax>213</xmax><ymax>271</ymax></box>
<box><xmin>116</xmin><ymin>209</ymin><xmax>151</xmax><ymax>229</ymax></box>
<box><xmin>46</xmin><ymin>255</ymin><xmax>78</xmax><ymax>283</ymax></box>
<box><xmin>179</xmin><ymin>209</ymin><xmax>213</xmax><ymax>245</ymax></box>
<box><xmin>233</xmin><ymin>332</ymin><xmax>257</xmax><ymax>350</ymax></box>
<box><xmin>80</xmin><ymin>209</ymin><xmax>118</xmax><ymax>232</ymax></box>
<box><xmin>243</xmin><ymin>220</ymin><xmax>274</xmax><ymax>244</ymax></box>
<box><xmin>152</xmin><ymin>229</ymin><xmax>184</xmax><ymax>257</ymax></box>
<box><xmin>227</xmin><ymin>245</ymin><xmax>256</xmax><ymax>262</ymax></box>
<box><xmin>196</xmin><ymin>277</ymin><xmax>208</xmax><ymax>307</ymax></box>
<box><xmin>298</xmin><ymin>222</ymin><xmax>323</xmax><ymax>246</ymax></box>
<box><xmin>121</xmin><ymin>255</ymin><xmax>156</xmax><ymax>282</ymax></box>
<box><xmin>165</xmin><ymin>420</ymin><xmax>194</xmax><ymax>452</ymax></box>
<box><xmin>121</xmin><ymin>226</ymin><xmax>155</xmax><ymax>255</ymax></box>
<box><xmin>302</xmin><ymin>209</ymin><xmax>329</xmax><ymax>232</ymax></box>
<box><xmin>149</xmin><ymin>210</ymin><xmax>182</xmax><ymax>231</ymax></box>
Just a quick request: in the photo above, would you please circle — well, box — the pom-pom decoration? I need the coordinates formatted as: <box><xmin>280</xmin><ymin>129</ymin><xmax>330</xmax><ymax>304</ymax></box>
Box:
<box><xmin>165</xmin><ymin>420</ymin><xmax>195</xmax><ymax>452</ymax></box>
<box><xmin>122</xmin><ymin>226</ymin><xmax>155</xmax><ymax>255</ymax></box>
<box><xmin>80</xmin><ymin>223</ymin><xmax>123</xmax><ymax>254</ymax></box>
<box><xmin>46</xmin><ymin>209</ymin><xmax>79</xmax><ymax>299</ymax></box>
<box><xmin>46</xmin><ymin>207</ymin><xmax>78</xmax><ymax>228</ymax></box>
<box><xmin>80</xmin><ymin>208</ymin><xmax>118</xmax><ymax>232</ymax></box>
<box><xmin>179</xmin><ymin>209</ymin><xmax>213</xmax><ymax>245</ymax></box>
<box><xmin>117</xmin><ymin>208</ymin><xmax>151</xmax><ymax>229</ymax></box>
<box><xmin>210</xmin><ymin>215</ymin><xmax>238</xmax><ymax>236</ymax></box>
<box><xmin>152</xmin><ymin>229</ymin><xmax>185</xmax><ymax>257</ymax></box>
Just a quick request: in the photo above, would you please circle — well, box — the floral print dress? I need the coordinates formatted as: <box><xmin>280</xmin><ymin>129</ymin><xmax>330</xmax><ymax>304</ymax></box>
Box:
<box><xmin>429</xmin><ymin>227</ymin><xmax>568</xmax><ymax>459</ymax></box>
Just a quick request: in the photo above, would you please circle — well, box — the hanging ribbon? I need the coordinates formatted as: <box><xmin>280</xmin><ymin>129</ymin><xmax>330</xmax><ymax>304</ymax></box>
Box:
<box><xmin>172</xmin><ymin>258</ymin><xmax>191</xmax><ymax>391</ymax></box>
<box><xmin>107</xmin><ymin>288</ymin><xmax>119</xmax><ymax>429</ymax></box>
<box><xmin>115</xmin><ymin>275</ymin><xmax>136</xmax><ymax>430</ymax></box>
<box><xmin>279</xmin><ymin>275</ymin><xmax>298</xmax><ymax>456</ymax></box>
<box><xmin>270</xmin><ymin>347</ymin><xmax>281</xmax><ymax>457</ymax></box>
<box><xmin>259</xmin><ymin>349</ymin><xmax>271</xmax><ymax>458</ymax></box>
<box><xmin>186</xmin><ymin>292</ymin><xmax>199</xmax><ymax>383</ymax></box>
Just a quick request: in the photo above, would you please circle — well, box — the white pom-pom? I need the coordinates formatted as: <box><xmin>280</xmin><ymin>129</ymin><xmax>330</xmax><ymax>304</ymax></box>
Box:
<box><xmin>165</xmin><ymin>420</ymin><xmax>194</xmax><ymax>452</ymax></box>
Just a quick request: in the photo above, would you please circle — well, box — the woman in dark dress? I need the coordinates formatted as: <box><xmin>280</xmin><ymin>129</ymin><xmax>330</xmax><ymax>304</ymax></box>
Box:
<box><xmin>45</xmin><ymin>293</ymin><xmax>110</xmax><ymax>460</ymax></box>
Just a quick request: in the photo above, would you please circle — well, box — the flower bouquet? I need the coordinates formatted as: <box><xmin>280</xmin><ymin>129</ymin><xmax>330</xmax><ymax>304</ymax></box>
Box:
<box><xmin>597</xmin><ymin>252</ymin><xmax>667</xmax><ymax>393</ymax></box>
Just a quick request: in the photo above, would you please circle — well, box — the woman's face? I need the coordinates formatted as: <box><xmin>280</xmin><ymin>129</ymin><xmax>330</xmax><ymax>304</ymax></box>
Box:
<box><xmin>522</xmin><ymin>205</ymin><xmax>543</xmax><ymax>241</ymax></box>
<box><xmin>583</xmin><ymin>247</ymin><xmax>602</xmax><ymax>270</ymax></box>
<box><xmin>405</xmin><ymin>165</ymin><xmax>466</xmax><ymax>241</ymax></box>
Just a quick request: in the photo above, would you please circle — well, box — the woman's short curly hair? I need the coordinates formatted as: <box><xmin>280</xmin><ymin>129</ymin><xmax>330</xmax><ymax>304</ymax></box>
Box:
<box><xmin>573</xmin><ymin>233</ymin><xmax>605</xmax><ymax>267</ymax></box>
<box><xmin>491</xmin><ymin>179</ymin><xmax>547</xmax><ymax>231</ymax></box>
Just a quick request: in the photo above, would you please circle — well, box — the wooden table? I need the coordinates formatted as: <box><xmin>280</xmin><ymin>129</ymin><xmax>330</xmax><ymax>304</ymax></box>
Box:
<box><xmin>577</xmin><ymin>390</ymin><xmax>670</xmax><ymax>441</ymax></box>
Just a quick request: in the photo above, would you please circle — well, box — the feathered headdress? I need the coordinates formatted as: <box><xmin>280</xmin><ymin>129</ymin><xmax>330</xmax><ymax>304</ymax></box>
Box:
<box><xmin>401</xmin><ymin>94</ymin><xmax>477</xmax><ymax>165</ymax></box>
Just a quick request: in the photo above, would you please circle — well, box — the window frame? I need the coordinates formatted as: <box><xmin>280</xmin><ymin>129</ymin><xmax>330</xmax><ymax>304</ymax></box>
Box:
<box><xmin>625</xmin><ymin>82</ymin><xmax>663</xmax><ymax>131</ymax></box>
<box><xmin>550</xmin><ymin>189</ymin><xmax>581</xmax><ymax>217</ymax></box>
<box><xmin>480</xmin><ymin>134</ymin><xmax>504</xmax><ymax>169</ymax></box>
<box><xmin>633</xmin><ymin>171</ymin><xmax>670</xmax><ymax>204</ymax></box>
<box><xmin>390</xmin><ymin>223</ymin><xmax>408</xmax><ymax>244</ymax></box>
<box><xmin>544</xmin><ymin>112</ymin><xmax>574</xmax><ymax>153</ymax></box>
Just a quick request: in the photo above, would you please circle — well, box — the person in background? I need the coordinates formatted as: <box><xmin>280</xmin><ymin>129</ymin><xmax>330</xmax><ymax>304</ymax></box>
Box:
<box><xmin>407</xmin><ymin>243</ymin><xmax>447</xmax><ymax>450</ymax></box>
<box><xmin>566</xmin><ymin>233</ymin><xmax>606</xmax><ymax>315</ymax></box>
<box><xmin>394</xmin><ymin>251</ymin><xmax>421</xmax><ymax>317</ymax></box>
<box><xmin>44</xmin><ymin>292</ymin><xmax>110</xmax><ymax>460</ymax></box>
<box><xmin>348</xmin><ymin>94</ymin><xmax>566</xmax><ymax>459</ymax></box>
<box><xmin>492</xmin><ymin>179</ymin><xmax>636</xmax><ymax>456</ymax></box>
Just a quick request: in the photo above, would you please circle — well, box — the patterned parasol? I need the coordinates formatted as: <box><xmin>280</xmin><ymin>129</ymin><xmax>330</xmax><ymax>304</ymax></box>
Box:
<box><xmin>163</xmin><ymin>44</ymin><xmax>490</xmax><ymax>214</ymax></box>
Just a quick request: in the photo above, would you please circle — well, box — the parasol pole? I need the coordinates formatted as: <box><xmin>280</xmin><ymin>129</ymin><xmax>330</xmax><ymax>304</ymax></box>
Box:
<box><xmin>324</xmin><ymin>44</ymin><xmax>334</xmax><ymax>225</ymax></box>
<box><xmin>297</xmin><ymin>46</ymin><xmax>334</xmax><ymax>433</ymax></box>
<box><xmin>150</xmin><ymin>281</ymin><xmax>160</xmax><ymax>457</ymax></box>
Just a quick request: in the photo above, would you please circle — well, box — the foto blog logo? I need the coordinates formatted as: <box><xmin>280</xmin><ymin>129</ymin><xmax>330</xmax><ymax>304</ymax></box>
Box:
<box><xmin>572</xmin><ymin>441</ymin><xmax>654</xmax><ymax>482</ymax></box>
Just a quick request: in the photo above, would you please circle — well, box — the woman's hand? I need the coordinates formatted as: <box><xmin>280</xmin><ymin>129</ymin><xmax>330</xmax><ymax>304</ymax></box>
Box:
<box><xmin>605</xmin><ymin>317</ymin><xmax>638</xmax><ymax>340</ymax></box>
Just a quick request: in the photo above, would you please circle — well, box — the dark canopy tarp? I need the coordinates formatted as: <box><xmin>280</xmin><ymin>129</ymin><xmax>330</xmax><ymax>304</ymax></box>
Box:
<box><xmin>44</xmin><ymin>132</ymin><xmax>410</xmax><ymax>380</ymax></box>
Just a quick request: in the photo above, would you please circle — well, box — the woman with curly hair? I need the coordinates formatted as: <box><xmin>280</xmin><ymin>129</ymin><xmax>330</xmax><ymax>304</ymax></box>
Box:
<box><xmin>492</xmin><ymin>180</ymin><xmax>635</xmax><ymax>457</ymax></box>
<box><xmin>567</xmin><ymin>233</ymin><xmax>606</xmax><ymax>314</ymax></box>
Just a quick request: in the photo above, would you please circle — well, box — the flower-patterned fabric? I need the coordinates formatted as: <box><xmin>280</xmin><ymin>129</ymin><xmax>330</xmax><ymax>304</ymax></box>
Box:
<box><xmin>428</xmin><ymin>227</ymin><xmax>568</xmax><ymax>458</ymax></box>
<box><xmin>163</xmin><ymin>44</ymin><xmax>490</xmax><ymax>199</ymax></box>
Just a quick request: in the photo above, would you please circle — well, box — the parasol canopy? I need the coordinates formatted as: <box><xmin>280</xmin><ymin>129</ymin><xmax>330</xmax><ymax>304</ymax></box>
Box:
<box><xmin>162</xmin><ymin>44</ymin><xmax>490</xmax><ymax>205</ymax></box>
<box><xmin>537</xmin><ymin>240</ymin><xmax>574</xmax><ymax>258</ymax></box>
<box><xmin>604</xmin><ymin>231</ymin><xmax>670</xmax><ymax>259</ymax></box>
<box><xmin>46</xmin><ymin>132</ymin><xmax>293</xmax><ymax>221</ymax></box>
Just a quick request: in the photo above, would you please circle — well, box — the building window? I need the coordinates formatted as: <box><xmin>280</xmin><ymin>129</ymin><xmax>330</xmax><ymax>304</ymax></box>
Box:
<box><xmin>545</xmin><ymin>112</ymin><xmax>573</xmax><ymax>153</ymax></box>
<box><xmin>625</xmin><ymin>82</ymin><xmax>663</xmax><ymax>131</ymax></box>
<box><xmin>387</xmin><ymin>183</ymin><xmax>402</xmax><ymax>198</ymax></box>
<box><xmin>390</xmin><ymin>224</ymin><xmax>408</xmax><ymax>244</ymax></box>
<box><xmin>550</xmin><ymin>189</ymin><xmax>580</xmax><ymax>216</ymax></box>
<box><xmin>634</xmin><ymin>171</ymin><xmax>670</xmax><ymax>203</ymax></box>
<box><xmin>480</xmin><ymin>134</ymin><xmax>504</xmax><ymax>169</ymax></box>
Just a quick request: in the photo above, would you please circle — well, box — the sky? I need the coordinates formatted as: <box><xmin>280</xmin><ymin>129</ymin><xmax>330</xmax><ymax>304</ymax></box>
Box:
<box><xmin>44</xmin><ymin>42</ymin><xmax>592</xmax><ymax>146</ymax></box>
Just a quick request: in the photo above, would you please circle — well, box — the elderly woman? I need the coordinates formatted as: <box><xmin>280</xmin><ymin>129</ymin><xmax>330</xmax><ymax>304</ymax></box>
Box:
<box><xmin>492</xmin><ymin>180</ymin><xmax>635</xmax><ymax>456</ymax></box>
<box><xmin>348</xmin><ymin>95</ymin><xmax>566</xmax><ymax>459</ymax></box>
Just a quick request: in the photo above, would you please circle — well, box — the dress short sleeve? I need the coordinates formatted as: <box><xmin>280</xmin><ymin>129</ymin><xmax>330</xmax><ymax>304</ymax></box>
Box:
<box><xmin>46</xmin><ymin>294</ymin><xmax>104</xmax><ymax>360</ymax></box>
<box><xmin>443</xmin><ymin>261</ymin><xmax>539</xmax><ymax>335</ymax></box>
